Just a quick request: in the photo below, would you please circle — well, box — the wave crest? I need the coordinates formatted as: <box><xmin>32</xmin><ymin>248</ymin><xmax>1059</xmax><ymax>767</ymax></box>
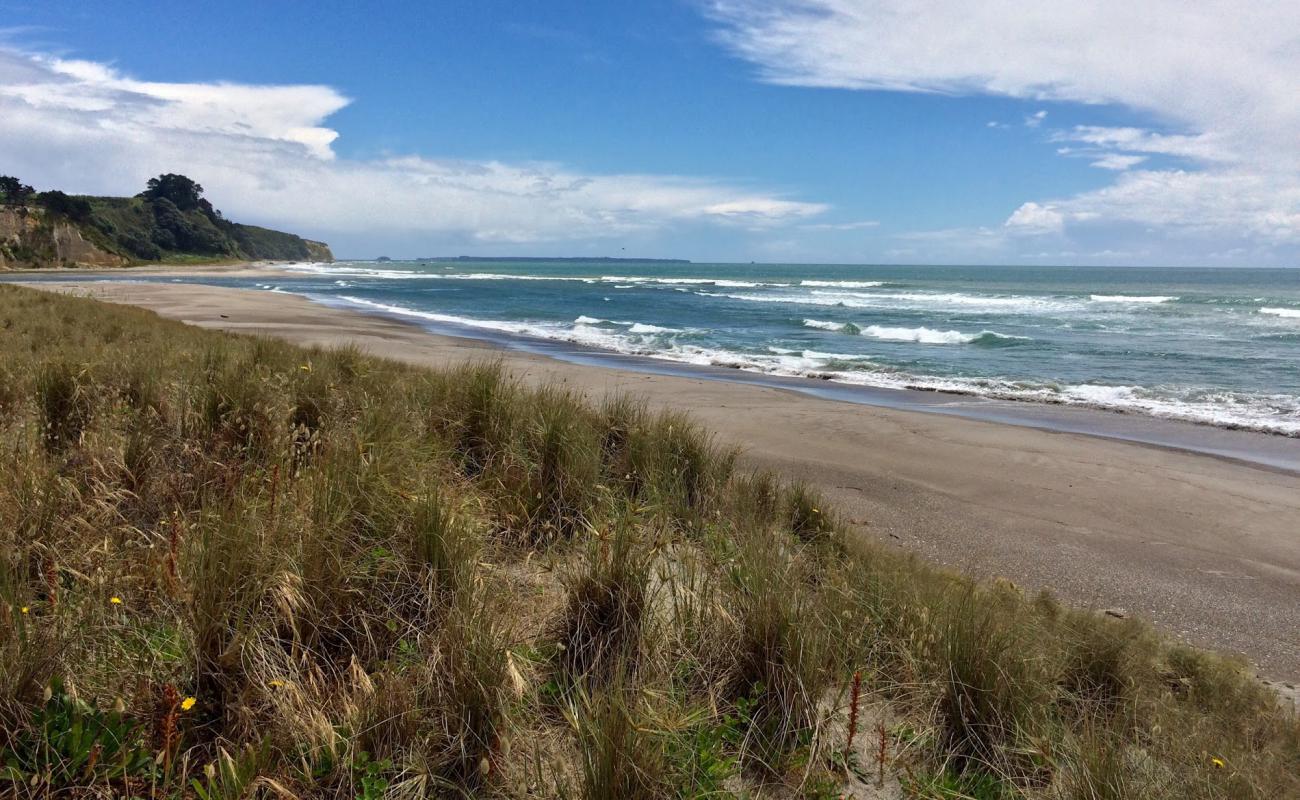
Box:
<box><xmin>1090</xmin><ymin>294</ymin><xmax>1177</xmax><ymax>304</ymax></box>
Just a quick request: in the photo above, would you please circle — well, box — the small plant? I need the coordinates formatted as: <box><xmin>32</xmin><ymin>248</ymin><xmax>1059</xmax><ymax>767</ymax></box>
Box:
<box><xmin>0</xmin><ymin>677</ymin><xmax>153</xmax><ymax>789</ymax></box>
<box><xmin>665</xmin><ymin>705</ymin><xmax>748</xmax><ymax>798</ymax></box>
<box><xmin>553</xmin><ymin>523</ymin><xmax>649</xmax><ymax>688</ymax></box>
<box><xmin>902</xmin><ymin>766</ymin><xmax>1013</xmax><ymax>800</ymax></box>
<box><xmin>351</xmin><ymin>750</ymin><xmax>393</xmax><ymax>800</ymax></box>
<box><xmin>191</xmin><ymin>743</ymin><xmax>267</xmax><ymax>800</ymax></box>
<box><xmin>786</xmin><ymin>483</ymin><xmax>835</xmax><ymax>543</ymax></box>
<box><xmin>568</xmin><ymin>683</ymin><xmax>670</xmax><ymax>800</ymax></box>
<box><xmin>35</xmin><ymin>361</ymin><xmax>91</xmax><ymax>451</ymax></box>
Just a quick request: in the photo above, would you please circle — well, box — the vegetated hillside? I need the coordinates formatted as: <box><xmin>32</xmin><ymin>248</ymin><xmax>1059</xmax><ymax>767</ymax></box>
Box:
<box><xmin>0</xmin><ymin>284</ymin><xmax>1295</xmax><ymax>799</ymax></box>
<box><xmin>0</xmin><ymin>174</ymin><xmax>332</xmax><ymax>268</ymax></box>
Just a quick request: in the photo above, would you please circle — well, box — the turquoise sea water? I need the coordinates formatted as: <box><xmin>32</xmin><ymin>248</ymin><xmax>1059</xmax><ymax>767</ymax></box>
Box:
<box><xmin>27</xmin><ymin>261</ymin><xmax>1300</xmax><ymax>435</ymax></box>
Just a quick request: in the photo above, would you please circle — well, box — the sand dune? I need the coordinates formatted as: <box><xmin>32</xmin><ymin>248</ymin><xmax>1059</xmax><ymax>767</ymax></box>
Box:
<box><xmin>23</xmin><ymin>279</ymin><xmax>1300</xmax><ymax>681</ymax></box>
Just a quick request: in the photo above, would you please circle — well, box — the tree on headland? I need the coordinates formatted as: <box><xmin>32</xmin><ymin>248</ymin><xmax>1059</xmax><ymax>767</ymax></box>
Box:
<box><xmin>0</xmin><ymin>175</ymin><xmax>35</xmax><ymax>206</ymax></box>
<box><xmin>140</xmin><ymin>174</ymin><xmax>205</xmax><ymax>211</ymax></box>
<box><xmin>36</xmin><ymin>190</ymin><xmax>93</xmax><ymax>222</ymax></box>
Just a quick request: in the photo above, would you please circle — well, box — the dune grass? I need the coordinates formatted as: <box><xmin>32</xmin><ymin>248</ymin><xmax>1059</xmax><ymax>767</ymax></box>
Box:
<box><xmin>0</xmin><ymin>282</ymin><xmax>1295</xmax><ymax>799</ymax></box>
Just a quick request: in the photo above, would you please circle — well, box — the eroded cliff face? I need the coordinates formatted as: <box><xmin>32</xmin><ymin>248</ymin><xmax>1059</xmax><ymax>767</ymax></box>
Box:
<box><xmin>304</xmin><ymin>239</ymin><xmax>335</xmax><ymax>262</ymax></box>
<box><xmin>0</xmin><ymin>207</ymin><xmax>128</xmax><ymax>268</ymax></box>
<box><xmin>50</xmin><ymin>221</ymin><xmax>130</xmax><ymax>267</ymax></box>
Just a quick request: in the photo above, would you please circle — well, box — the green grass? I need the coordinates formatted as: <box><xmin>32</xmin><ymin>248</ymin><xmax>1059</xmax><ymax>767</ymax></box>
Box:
<box><xmin>0</xmin><ymin>283</ymin><xmax>1295</xmax><ymax>798</ymax></box>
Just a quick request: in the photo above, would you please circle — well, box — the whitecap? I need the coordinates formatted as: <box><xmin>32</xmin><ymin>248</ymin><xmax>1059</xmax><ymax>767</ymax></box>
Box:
<box><xmin>1089</xmin><ymin>294</ymin><xmax>1177</xmax><ymax>304</ymax></box>
<box><xmin>711</xmin><ymin>290</ymin><xmax>1080</xmax><ymax>314</ymax></box>
<box><xmin>799</xmin><ymin>280</ymin><xmax>884</xmax><ymax>288</ymax></box>
<box><xmin>802</xmin><ymin>319</ymin><xmax>849</xmax><ymax>331</ymax></box>
<box><xmin>862</xmin><ymin>325</ymin><xmax>978</xmax><ymax>344</ymax></box>
<box><xmin>599</xmin><ymin>275</ymin><xmax>788</xmax><ymax>288</ymax></box>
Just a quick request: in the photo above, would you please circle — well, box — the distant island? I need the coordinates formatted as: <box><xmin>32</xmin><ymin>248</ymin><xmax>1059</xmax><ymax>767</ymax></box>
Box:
<box><xmin>416</xmin><ymin>255</ymin><xmax>691</xmax><ymax>264</ymax></box>
<box><xmin>0</xmin><ymin>173</ymin><xmax>332</xmax><ymax>268</ymax></box>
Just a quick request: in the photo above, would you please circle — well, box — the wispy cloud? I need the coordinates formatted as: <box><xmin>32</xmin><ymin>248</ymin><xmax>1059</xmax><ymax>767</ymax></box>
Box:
<box><xmin>709</xmin><ymin>0</ymin><xmax>1300</xmax><ymax>263</ymax></box>
<box><xmin>0</xmin><ymin>48</ymin><xmax>826</xmax><ymax>247</ymax></box>
<box><xmin>800</xmin><ymin>219</ymin><xmax>879</xmax><ymax>231</ymax></box>
<box><xmin>1089</xmin><ymin>153</ymin><xmax>1147</xmax><ymax>172</ymax></box>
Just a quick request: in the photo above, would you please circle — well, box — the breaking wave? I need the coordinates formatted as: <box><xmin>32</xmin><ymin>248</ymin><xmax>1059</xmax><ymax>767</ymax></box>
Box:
<box><xmin>1090</xmin><ymin>294</ymin><xmax>1177</xmax><ymax>304</ymax></box>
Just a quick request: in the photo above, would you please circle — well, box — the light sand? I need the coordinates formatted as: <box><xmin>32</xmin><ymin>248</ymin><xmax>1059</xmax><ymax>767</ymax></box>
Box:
<box><xmin>20</xmin><ymin>280</ymin><xmax>1300</xmax><ymax>683</ymax></box>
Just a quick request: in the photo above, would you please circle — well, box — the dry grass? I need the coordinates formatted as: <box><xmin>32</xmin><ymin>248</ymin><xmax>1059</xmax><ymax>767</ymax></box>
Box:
<box><xmin>0</xmin><ymin>282</ymin><xmax>1295</xmax><ymax>799</ymax></box>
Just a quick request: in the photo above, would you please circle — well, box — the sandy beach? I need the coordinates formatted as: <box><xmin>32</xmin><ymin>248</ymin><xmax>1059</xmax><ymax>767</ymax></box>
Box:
<box><xmin>19</xmin><ymin>278</ymin><xmax>1300</xmax><ymax>683</ymax></box>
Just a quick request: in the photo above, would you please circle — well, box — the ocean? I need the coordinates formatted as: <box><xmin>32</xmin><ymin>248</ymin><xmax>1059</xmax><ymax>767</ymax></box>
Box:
<box><xmin>26</xmin><ymin>260</ymin><xmax>1300</xmax><ymax>436</ymax></box>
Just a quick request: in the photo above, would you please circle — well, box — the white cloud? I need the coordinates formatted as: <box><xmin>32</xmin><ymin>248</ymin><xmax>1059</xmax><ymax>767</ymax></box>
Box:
<box><xmin>1004</xmin><ymin>202</ymin><xmax>1065</xmax><ymax>234</ymax></box>
<box><xmin>1024</xmin><ymin>109</ymin><xmax>1047</xmax><ymax>128</ymax></box>
<box><xmin>709</xmin><ymin>0</ymin><xmax>1300</xmax><ymax>261</ymax></box>
<box><xmin>0</xmin><ymin>48</ymin><xmax>825</xmax><ymax>248</ymax></box>
<box><xmin>1054</xmin><ymin>125</ymin><xmax>1225</xmax><ymax>163</ymax></box>
<box><xmin>1089</xmin><ymin>154</ymin><xmax>1147</xmax><ymax>171</ymax></box>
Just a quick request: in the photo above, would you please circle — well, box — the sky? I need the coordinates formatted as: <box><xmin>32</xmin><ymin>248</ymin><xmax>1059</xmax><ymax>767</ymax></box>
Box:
<box><xmin>1</xmin><ymin>1</ymin><xmax>1298</xmax><ymax>266</ymax></box>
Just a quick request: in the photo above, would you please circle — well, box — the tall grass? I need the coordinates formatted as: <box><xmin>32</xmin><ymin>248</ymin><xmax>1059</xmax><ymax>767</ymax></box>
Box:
<box><xmin>0</xmin><ymin>283</ymin><xmax>1295</xmax><ymax>798</ymax></box>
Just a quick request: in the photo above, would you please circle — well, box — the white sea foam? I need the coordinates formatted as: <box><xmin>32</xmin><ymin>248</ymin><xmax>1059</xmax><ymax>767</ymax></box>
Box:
<box><xmin>802</xmin><ymin>318</ymin><xmax>850</xmax><ymax>331</ymax></box>
<box><xmin>292</xmin><ymin>266</ymin><xmax>797</xmax><ymax>289</ymax></box>
<box><xmin>599</xmin><ymin>276</ymin><xmax>787</xmax><ymax>288</ymax></box>
<box><xmin>313</xmin><ymin>295</ymin><xmax>1299</xmax><ymax>436</ymax></box>
<box><xmin>639</xmin><ymin>345</ymin><xmax>1300</xmax><ymax>435</ymax></box>
<box><xmin>862</xmin><ymin>325</ymin><xmax>979</xmax><ymax>344</ymax></box>
<box><xmin>287</xmin><ymin>264</ymin><xmax>589</xmax><ymax>282</ymax></box>
<box><xmin>1260</xmin><ymin>307</ymin><xmax>1300</xmax><ymax>318</ymax></box>
<box><xmin>799</xmin><ymin>280</ymin><xmax>884</xmax><ymax>288</ymax></box>
<box><xmin>575</xmin><ymin>316</ymin><xmax>679</xmax><ymax>333</ymax></box>
<box><xmin>285</xmin><ymin>264</ymin><xmax>430</xmax><ymax>280</ymax></box>
<box><xmin>1089</xmin><ymin>294</ymin><xmax>1177</xmax><ymax>304</ymax></box>
<box><xmin>713</xmin><ymin>290</ymin><xmax>1080</xmax><ymax>314</ymax></box>
<box><xmin>803</xmin><ymin>319</ymin><xmax>1026</xmax><ymax>345</ymax></box>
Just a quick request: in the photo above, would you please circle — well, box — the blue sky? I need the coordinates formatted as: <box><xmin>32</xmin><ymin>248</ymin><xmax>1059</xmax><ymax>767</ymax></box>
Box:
<box><xmin>2</xmin><ymin>1</ymin><xmax>1297</xmax><ymax>265</ymax></box>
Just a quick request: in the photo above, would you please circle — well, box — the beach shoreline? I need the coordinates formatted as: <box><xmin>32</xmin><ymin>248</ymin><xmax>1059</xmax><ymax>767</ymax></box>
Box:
<box><xmin>17</xmin><ymin>278</ymin><xmax>1300</xmax><ymax>682</ymax></box>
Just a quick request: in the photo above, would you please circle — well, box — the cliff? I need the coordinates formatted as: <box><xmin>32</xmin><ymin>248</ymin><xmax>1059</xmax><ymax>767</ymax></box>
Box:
<box><xmin>0</xmin><ymin>207</ymin><xmax>128</xmax><ymax>269</ymax></box>
<box><xmin>0</xmin><ymin>191</ymin><xmax>333</xmax><ymax>269</ymax></box>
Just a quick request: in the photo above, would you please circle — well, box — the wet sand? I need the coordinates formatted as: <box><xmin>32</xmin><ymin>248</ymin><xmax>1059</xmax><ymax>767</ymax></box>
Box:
<box><xmin>20</xmin><ymin>279</ymin><xmax>1300</xmax><ymax>683</ymax></box>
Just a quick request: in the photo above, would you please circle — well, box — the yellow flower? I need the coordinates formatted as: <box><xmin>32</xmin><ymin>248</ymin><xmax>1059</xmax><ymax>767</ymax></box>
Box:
<box><xmin>20</xmin><ymin>606</ymin><xmax>28</xmax><ymax>614</ymax></box>
<box><xmin>109</xmin><ymin>596</ymin><xmax>122</xmax><ymax>605</ymax></box>
<box><xmin>268</xmin><ymin>680</ymin><xmax>284</xmax><ymax>688</ymax></box>
<box><xmin>180</xmin><ymin>696</ymin><xmax>196</xmax><ymax>712</ymax></box>
<box><xmin>300</xmin><ymin>364</ymin><xmax>311</xmax><ymax>372</ymax></box>
<box><xmin>1211</xmin><ymin>757</ymin><xmax>1225</xmax><ymax>769</ymax></box>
